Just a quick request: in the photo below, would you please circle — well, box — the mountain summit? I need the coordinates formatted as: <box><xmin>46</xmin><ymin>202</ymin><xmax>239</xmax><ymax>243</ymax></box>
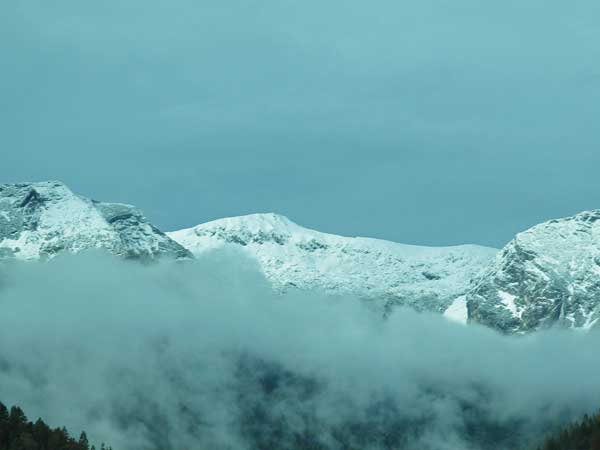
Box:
<box><xmin>467</xmin><ymin>210</ymin><xmax>600</xmax><ymax>333</ymax></box>
<box><xmin>0</xmin><ymin>181</ymin><xmax>191</xmax><ymax>260</ymax></box>
<box><xmin>168</xmin><ymin>213</ymin><xmax>497</xmax><ymax>315</ymax></box>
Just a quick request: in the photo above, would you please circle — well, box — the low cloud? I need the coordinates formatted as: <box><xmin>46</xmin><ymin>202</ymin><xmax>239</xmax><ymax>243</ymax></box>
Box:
<box><xmin>0</xmin><ymin>251</ymin><xmax>599</xmax><ymax>449</ymax></box>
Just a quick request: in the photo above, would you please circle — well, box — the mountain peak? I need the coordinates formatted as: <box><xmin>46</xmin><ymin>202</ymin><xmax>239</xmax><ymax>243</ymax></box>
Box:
<box><xmin>0</xmin><ymin>180</ymin><xmax>190</xmax><ymax>260</ymax></box>
<box><xmin>168</xmin><ymin>214</ymin><xmax>497</xmax><ymax>316</ymax></box>
<box><xmin>197</xmin><ymin>213</ymin><xmax>302</xmax><ymax>235</ymax></box>
<box><xmin>467</xmin><ymin>208</ymin><xmax>600</xmax><ymax>333</ymax></box>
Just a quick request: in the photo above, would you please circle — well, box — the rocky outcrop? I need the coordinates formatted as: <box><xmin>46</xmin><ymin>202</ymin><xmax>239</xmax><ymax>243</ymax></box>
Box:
<box><xmin>0</xmin><ymin>181</ymin><xmax>191</xmax><ymax>260</ymax></box>
<box><xmin>467</xmin><ymin>210</ymin><xmax>600</xmax><ymax>333</ymax></box>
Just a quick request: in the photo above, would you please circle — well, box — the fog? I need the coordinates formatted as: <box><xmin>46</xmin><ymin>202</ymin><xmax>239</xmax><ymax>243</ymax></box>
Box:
<box><xmin>0</xmin><ymin>252</ymin><xmax>598</xmax><ymax>449</ymax></box>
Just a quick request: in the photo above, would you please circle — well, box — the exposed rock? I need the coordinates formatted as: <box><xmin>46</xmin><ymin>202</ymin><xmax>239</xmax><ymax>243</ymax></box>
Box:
<box><xmin>0</xmin><ymin>181</ymin><xmax>191</xmax><ymax>261</ymax></box>
<box><xmin>467</xmin><ymin>210</ymin><xmax>600</xmax><ymax>333</ymax></box>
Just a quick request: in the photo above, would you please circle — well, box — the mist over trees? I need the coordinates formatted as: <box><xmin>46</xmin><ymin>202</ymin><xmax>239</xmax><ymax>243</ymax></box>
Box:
<box><xmin>2</xmin><ymin>253</ymin><xmax>600</xmax><ymax>449</ymax></box>
<box><xmin>0</xmin><ymin>402</ymin><xmax>110</xmax><ymax>450</ymax></box>
<box><xmin>535</xmin><ymin>410</ymin><xmax>600</xmax><ymax>450</ymax></box>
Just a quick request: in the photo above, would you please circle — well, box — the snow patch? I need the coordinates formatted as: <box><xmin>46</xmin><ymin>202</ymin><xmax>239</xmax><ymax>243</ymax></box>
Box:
<box><xmin>498</xmin><ymin>291</ymin><xmax>521</xmax><ymax>318</ymax></box>
<box><xmin>582</xmin><ymin>311</ymin><xmax>599</xmax><ymax>330</ymax></box>
<box><xmin>0</xmin><ymin>230</ymin><xmax>40</xmax><ymax>259</ymax></box>
<box><xmin>443</xmin><ymin>296</ymin><xmax>468</xmax><ymax>325</ymax></box>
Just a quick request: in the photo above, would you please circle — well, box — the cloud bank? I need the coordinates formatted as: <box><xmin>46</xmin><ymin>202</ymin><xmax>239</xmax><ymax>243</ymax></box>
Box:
<box><xmin>0</xmin><ymin>251</ymin><xmax>599</xmax><ymax>449</ymax></box>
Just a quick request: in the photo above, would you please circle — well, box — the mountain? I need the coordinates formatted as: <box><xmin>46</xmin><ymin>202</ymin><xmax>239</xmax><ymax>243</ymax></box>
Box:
<box><xmin>0</xmin><ymin>181</ymin><xmax>191</xmax><ymax>260</ymax></box>
<box><xmin>467</xmin><ymin>210</ymin><xmax>600</xmax><ymax>333</ymax></box>
<box><xmin>168</xmin><ymin>213</ymin><xmax>497</xmax><ymax>316</ymax></box>
<box><xmin>6</xmin><ymin>180</ymin><xmax>600</xmax><ymax>334</ymax></box>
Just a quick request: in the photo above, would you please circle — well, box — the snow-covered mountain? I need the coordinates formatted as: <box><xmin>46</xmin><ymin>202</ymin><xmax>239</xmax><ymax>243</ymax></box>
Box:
<box><xmin>0</xmin><ymin>181</ymin><xmax>191</xmax><ymax>260</ymax></box>
<box><xmin>467</xmin><ymin>210</ymin><xmax>600</xmax><ymax>333</ymax></box>
<box><xmin>6</xmin><ymin>180</ymin><xmax>600</xmax><ymax>334</ymax></box>
<box><xmin>168</xmin><ymin>213</ymin><xmax>497</xmax><ymax>315</ymax></box>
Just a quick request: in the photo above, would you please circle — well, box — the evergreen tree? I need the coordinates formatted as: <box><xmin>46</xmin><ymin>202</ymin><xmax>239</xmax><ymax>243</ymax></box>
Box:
<box><xmin>535</xmin><ymin>409</ymin><xmax>600</xmax><ymax>450</ymax></box>
<box><xmin>79</xmin><ymin>431</ymin><xmax>90</xmax><ymax>450</ymax></box>
<box><xmin>0</xmin><ymin>401</ymin><xmax>109</xmax><ymax>450</ymax></box>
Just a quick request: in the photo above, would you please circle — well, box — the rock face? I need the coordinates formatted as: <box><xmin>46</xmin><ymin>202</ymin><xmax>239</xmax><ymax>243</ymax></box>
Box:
<box><xmin>0</xmin><ymin>181</ymin><xmax>191</xmax><ymax>260</ymax></box>
<box><xmin>168</xmin><ymin>213</ymin><xmax>497</xmax><ymax>315</ymax></box>
<box><xmin>467</xmin><ymin>210</ymin><xmax>600</xmax><ymax>333</ymax></box>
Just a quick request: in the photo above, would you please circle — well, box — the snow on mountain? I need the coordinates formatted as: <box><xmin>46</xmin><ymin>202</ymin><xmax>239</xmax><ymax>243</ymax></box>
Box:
<box><xmin>0</xmin><ymin>181</ymin><xmax>191</xmax><ymax>260</ymax></box>
<box><xmin>467</xmin><ymin>210</ymin><xmax>600</xmax><ymax>333</ymax></box>
<box><xmin>7</xmin><ymin>181</ymin><xmax>600</xmax><ymax>334</ymax></box>
<box><xmin>168</xmin><ymin>213</ymin><xmax>497</xmax><ymax>315</ymax></box>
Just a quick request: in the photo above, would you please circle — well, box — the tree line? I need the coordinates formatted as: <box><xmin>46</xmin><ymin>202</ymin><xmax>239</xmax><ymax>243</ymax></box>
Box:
<box><xmin>5</xmin><ymin>395</ymin><xmax>600</xmax><ymax>450</ymax></box>
<box><xmin>0</xmin><ymin>402</ymin><xmax>111</xmax><ymax>450</ymax></box>
<box><xmin>534</xmin><ymin>410</ymin><xmax>600</xmax><ymax>450</ymax></box>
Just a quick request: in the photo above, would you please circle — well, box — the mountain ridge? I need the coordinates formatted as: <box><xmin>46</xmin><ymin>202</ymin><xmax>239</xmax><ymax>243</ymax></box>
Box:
<box><xmin>167</xmin><ymin>212</ymin><xmax>498</xmax><ymax>316</ymax></box>
<box><xmin>4</xmin><ymin>180</ymin><xmax>600</xmax><ymax>333</ymax></box>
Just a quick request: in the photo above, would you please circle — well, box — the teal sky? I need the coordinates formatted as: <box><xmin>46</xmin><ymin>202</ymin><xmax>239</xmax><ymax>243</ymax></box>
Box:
<box><xmin>1</xmin><ymin>0</ymin><xmax>599</xmax><ymax>247</ymax></box>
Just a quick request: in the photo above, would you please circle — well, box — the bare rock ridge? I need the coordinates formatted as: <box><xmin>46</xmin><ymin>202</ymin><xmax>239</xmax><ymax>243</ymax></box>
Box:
<box><xmin>0</xmin><ymin>181</ymin><xmax>191</xmax><ymax>260</ymax></box>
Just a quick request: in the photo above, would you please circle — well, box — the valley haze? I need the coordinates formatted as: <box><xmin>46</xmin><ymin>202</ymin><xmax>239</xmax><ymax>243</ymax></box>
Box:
<box><xmin>2</xmin><ymin>252</ymin><xmax>600</xmax><ymax>450</ymax></box>
<box><xmin>2</xmin><ymin>181</ymin><xmax>600</xmax><ymax>450</ymax></box>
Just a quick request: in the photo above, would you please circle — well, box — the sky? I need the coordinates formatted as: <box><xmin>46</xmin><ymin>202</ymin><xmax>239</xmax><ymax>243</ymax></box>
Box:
<box><xmin>1</xmin><ymin>0</ymin><xmax>599</xmax><ymax>248</ymax></box>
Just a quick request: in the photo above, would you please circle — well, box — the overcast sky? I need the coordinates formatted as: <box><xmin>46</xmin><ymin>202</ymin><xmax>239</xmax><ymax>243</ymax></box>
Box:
<box><xmin>1</xmin><ymin>0</ymin><xmax>599</xmax><ymax>247</ymax></box>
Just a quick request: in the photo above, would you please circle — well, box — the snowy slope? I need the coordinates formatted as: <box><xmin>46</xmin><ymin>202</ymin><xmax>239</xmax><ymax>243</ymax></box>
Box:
<box><xmin>168</xmin><ymin>213</ymin><xmax>497</xmax><ymax>315</ymax></box>
<box><xmin>0</xmin><ymin>181</ymin><xmax>191</xmax><ymax>260</ymax></box>
<box><xmin>7</xmin><ymin>182</ymin><xmax>600</xmax><ymax>334</ymax></box>
<box><xmin>467</xmin><ymin>210</ymin><xmax>600</xmax><ymax>333</ymax></box>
